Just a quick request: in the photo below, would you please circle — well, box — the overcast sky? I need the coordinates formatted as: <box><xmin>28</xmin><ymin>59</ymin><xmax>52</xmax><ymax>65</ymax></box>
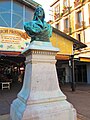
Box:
<box><xmin>34</xmin><ymin>0</ymin><xmax>53</xmax><ymax>21</ymax></box>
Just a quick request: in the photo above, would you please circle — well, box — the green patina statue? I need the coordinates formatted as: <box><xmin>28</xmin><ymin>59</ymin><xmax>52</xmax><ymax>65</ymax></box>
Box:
<box><xmin>24</xmin><ymin>6</ymin><xmax>52</xmax><ymax>42</ymax></box>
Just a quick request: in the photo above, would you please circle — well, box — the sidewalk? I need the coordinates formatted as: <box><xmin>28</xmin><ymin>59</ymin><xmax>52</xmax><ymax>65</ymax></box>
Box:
<box><xmin>0</xmin><ymin>114</ymin><xmax>9</xmax><ymax>120</ymax></box>
<box><xmin>0</xmin><ymin>83</ymin><xmax>90</xmax><ymax>120</ymax></box>
<box><xmin>61</xmin><ymin>84</ymin><xmax>90</xmax><ymax>120</ymax></box>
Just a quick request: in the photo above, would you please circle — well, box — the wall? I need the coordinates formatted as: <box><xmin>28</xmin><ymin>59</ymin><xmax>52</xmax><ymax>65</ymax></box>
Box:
<box><xmin>50</xmin><ymin>32</ymin><xmax>73</xmax><ymax>55</ymax></box>
<box><xmin>85</xmin><ymin>28</ymin><xmax>90</xmax><ymax>43</ymax></box>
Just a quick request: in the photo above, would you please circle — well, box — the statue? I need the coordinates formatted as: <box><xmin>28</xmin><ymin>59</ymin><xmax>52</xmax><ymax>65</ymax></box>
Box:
<box><xmin>24</xmin><ymin>6</ymin><xmax>52</xmax><ymax>42</ymax></box>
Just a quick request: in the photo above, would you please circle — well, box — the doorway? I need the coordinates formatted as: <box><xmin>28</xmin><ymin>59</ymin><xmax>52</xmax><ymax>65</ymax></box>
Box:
<box><xmin>75</xmin><ymin>65</ymin><xmax>87</xmax><ymax>83</ymax></box>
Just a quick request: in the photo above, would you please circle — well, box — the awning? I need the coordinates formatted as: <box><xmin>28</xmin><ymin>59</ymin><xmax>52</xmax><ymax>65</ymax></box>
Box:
<box><xmin>0</xmin><ymin>51</ymin><xmax>21</xmax><ymax>56</ymax></box>
<box><xmin>79</xmin><ymin>57</ymin><xmax>90</xmax><ymax>62</ymax></box>
<box><xmin>0</xmin><ymin>51</ymin><xmax>25</xmax><ymax>67</ymax></box>
<box><xmin>74</xmin><ymin>43</ymin><xmax>90</xmax><ymax>62</ymax></box>
<box><xmin>56</xmin><ymin>54</ymin><xmax>70</xmax><ymax>60</ymax></box>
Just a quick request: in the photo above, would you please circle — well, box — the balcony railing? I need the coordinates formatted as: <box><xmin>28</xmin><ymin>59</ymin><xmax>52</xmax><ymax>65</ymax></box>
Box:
<box><xmin>62</xmin><ymin>6</ymin><xmax>70</xmax><ymax>14</ymax></box>
<box><xmin>74</xmin><ymin>0</ymin><xmax>84</xmax><ymax>7</ymax></box>
<box><xmin>75</xmin><ymin>21</ymin><xmax>85</xmax><ymax>29</ymax></box>
<box><xmin>74</xmin><ymin>0</ymin><xmax>81</xmax><ymax>7</ymax></box>
<box><xmin>64</xmin><ymin>28</ymin><xmax>69</xmax><ymax>33</ymax></box>
<box><xmin>54</xmin><ymin>13</ymin><xmax>60</xmax><ymax>20</ymax></box>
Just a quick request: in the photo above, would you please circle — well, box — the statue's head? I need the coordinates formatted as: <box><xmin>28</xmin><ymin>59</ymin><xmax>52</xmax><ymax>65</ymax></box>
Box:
<box><xmin>33</xmin><ymin>6</ymin><xmax>45</xmax><ymax>22</ymax></box>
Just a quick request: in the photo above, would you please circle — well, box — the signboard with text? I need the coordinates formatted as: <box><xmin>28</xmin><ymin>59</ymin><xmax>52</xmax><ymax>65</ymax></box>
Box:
<box><xmin>0</xmin><ymin>27</ymin><xmax>30</xmax><ymax>51</ymax></box>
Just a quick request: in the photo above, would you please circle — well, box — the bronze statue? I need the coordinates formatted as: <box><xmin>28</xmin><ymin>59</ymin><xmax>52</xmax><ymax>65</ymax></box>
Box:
<box><xmin>24</xmin><ymin>6</ymin><xmax>52</xmax><ymax>42</ymax></box>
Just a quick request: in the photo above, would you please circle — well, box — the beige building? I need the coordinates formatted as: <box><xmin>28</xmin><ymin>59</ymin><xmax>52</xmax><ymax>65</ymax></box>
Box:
<box><xmin>0</xmin><ymin>0</ymin><xmax>86</xmax><ymax>88</ymax></box>
<box><xmin>50</xmin><ymin>0</ymin><xmax>90</xmax><ymax>84</ymax></box>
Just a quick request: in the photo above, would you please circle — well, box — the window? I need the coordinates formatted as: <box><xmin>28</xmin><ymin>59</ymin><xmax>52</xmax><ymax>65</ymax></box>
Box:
<box><xmin>88</xmin><ymin>4</ymin><xmax>90</xmax><ymax>24</ymax></box>
<box><xmin>55</xmin><ymin>23</ymin><xmax>59</xmax><ymax>29</ymax></box>
<box><xmin>12</xmin><ymin>0</ymin><xmax>23</xmax><ymax>29</ymax></box>
<box><xmin>63</xmin><ymin>0</ymin><xmax>68</xmax><ymax>7</ymax></box>
<box><xmin>65</xmin><ymin>18</ymin><xmax>69</xmax><ymax>28</ymax></box>
<box><xmin>0</xmin><ymin>0</ymin><xmax>34</xmax><ymax>29</ymax></box>
<box><xmin>0</xmin><ymin>0</ymin><xmax>11</xmax><ymax>27</ymax></box>
<box><xmin>54</xmin><ymin>4</ymin><xmax>60</xmax><ymax>20</ymax></box>
<box><xmin>77</xmin><ymin>33</ymin><xmax>81</xmax><ymax>41</ymax></box>
<box><xmin>25</xmin><ymin>6</ymin><xmax>34</xmax><ymax>22</ymax></box>
<box><xmin>77</xmin><ymin>11</ymin><xmax>82</xmax><ymax>25</ymax></box>
<box><xmin>75</xmin><ymin>10</ymin><xmax>82</xmax><ymax>29</ymax></box>
<box><xmin>62</xmin><ymin>0</ymin><xmax>69</xmax><ymax>14</ymax></box>
<box><xmin>77</xmin><ymin>11</ymin><xmax>82</xmax><ymax>27</ymax></box>
<box><xmin>78</xmin><ymin>34</ymin><xmax>80</xmax><ymax>41</ymax></box>
<box><xmin>64</xmin><ymin>18</ymin><xmax>69</xmax><ymax>33</ymax></box>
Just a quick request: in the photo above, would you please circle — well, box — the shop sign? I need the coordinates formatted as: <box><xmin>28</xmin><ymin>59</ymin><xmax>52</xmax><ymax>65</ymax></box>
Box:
<box><xmin>0</xmin><ymin>27</ymin><xmax>30</xmax><ymax>51</ymax></box>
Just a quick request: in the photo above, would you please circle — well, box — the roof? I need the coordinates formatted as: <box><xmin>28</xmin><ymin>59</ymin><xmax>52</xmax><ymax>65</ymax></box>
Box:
<box><xmin>50</xmin><ymin>0</ymin><xmax>60</xmax><ymax>7</ymax></box>
<box><xmin>17</xmin><ymin>0</ymin><xmax>41</xmax><ymax>9</ymax></box>
<box><xmin>52</xmin><ymin>27</ymin><xmax>87</xmax><ymax>50</ymax></box>
<box><xmin>75</xmin><ymin>42</ymin><xmax>90</xmax><ymax>58</ymax></box>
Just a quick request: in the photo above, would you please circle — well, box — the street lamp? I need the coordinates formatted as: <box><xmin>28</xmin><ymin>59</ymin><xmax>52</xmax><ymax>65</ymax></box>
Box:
<box><xmin>69</xmin><ymin>55</ymin><xmax>76</xmax><ymax>91</ymax></box>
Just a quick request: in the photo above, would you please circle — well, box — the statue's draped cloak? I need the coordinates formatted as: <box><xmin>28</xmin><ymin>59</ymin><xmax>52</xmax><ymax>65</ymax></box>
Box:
<box><xmin>24</xmin><ymin>17</ymin><xmax>52</xmax><ymax>42</ymax></box>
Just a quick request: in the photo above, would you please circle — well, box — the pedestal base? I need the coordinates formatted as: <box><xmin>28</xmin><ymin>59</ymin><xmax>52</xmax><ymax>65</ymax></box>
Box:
<box><xmin>23</xmin><ymin>100</ymin><xmax>76</xmax><ymax>120</ymax></box>
<box><xmin>10</xmin><ymin>41</ymin><xmax>77</xmax><ymax>120</ymax></box>
<box><xmin>10</xmin><ymin>98</ymin><xmax>76</xmax><ymax>120</ymax></box>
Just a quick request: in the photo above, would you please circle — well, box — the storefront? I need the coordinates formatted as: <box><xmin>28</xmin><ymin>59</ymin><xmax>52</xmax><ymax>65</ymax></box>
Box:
<box><xmin>0</xmin><ymin>0</ymin><xmax>40</xmax><ymax>87</ymax></box>
<box><xmin>0</xmin><ymin>27</ymin><xmax>30</xmax><ymax>86</ymax></box>
<box><xmin>74</xmin><ymin>47</ymin><xmax>90</xmax><ymax>84</ymax></box>
<box><xmin>0</xmin><ymin>0</ymin><xmax>87</xmax><ymax>89</ymax></box>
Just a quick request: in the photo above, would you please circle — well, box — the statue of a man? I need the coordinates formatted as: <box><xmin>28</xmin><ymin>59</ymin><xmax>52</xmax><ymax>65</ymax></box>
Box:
<box><xmin>24</xmin><ymin>6</ymin><xmax>52</xmax><ymax>42</ymax></box>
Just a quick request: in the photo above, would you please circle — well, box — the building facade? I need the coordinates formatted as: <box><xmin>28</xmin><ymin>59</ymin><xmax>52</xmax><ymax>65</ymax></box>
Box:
<box><xmin>0</xmin><ymin>0</ymin><xmax>39</xmax><ymax>84</ymax></box>
<box><xmin>0</xmin><ymin>0</ymin><xmax>86</xmax><ymax>88</ymax></box>
<box><xmin>50</xmin><ymin>0</ymin><xmax>90</xmax><ymax>84</ymax></box>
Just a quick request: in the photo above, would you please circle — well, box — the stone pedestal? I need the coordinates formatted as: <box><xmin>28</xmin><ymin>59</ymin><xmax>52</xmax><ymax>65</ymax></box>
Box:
<box><xmin>10</xmin><ymin>41</ymin><xmax>76</xmax><ymax>120</ymax></box>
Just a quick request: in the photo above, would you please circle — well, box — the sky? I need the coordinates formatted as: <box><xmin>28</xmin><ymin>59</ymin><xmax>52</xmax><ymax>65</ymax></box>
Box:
<box><xmin>34</xmin><ymin>0</ymin><xmax>53</xmax><ymax>21</ymax></box>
